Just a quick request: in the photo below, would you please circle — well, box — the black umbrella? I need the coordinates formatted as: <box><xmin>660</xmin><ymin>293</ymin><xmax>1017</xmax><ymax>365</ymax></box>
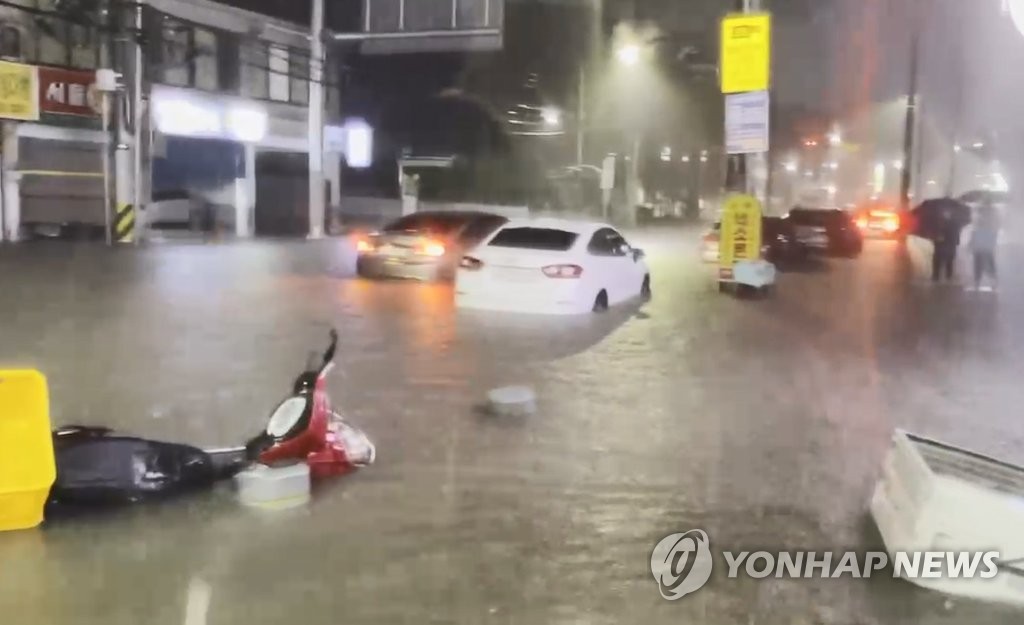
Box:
<box><xmin>958</xmin><ymin>189</ymin><xmax>1009</xmax><ymax>206</ymax></box>
<box><xmin>912</xmin><ymin>197</ymin><xmax>971</xmax><ymax>237</ymax></box>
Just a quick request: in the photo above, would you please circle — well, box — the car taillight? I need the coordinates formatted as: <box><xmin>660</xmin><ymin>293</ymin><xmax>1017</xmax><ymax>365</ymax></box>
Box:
<box><xmin>855</xmin><ymin>217</ymin><xmax>869</xmax><ymax>230</ymax></box>
<box><xmin>542</xmin><ymin>264</ymin><xmax>583</xmax><ymax>279</ymax></box>
<box><xmin>882</xmin><ymin>217</ymin><xmax>899</xmax><ymax>233</ymax></box>
<box><xmin>356</xmin><ymin>238</ymin><xmax>376</xmax><ymax>253</ymax></box>
<box><xmin>460</xmin><ymin>256</ymin><xmax>483</xmax><ymax>270</ymax></box>
<box><xmin>417</xmin><ymin>239</ymin><xmax>446</xmax><ymax>257</ymax></box>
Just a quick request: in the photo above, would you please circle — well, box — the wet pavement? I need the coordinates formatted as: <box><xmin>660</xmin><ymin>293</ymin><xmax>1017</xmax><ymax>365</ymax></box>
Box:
<box><xmin>2</xmin><ymin>229</ymin><xmax>1024</xmax><ymax>624</ymax></box>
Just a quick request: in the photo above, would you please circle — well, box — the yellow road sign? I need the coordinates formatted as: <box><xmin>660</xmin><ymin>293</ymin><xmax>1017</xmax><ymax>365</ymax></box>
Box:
<box><xmin>719</xmin><ymin>194</ymin><xmax>763</xmax><ymax>279</ymax></box>
<box><xmin>0</xmin><ymin>61</ymin><xmax>38</xmax><ymax>121</ymax></box>
<box><xmin>720</xmin><ymin>13</ymin><xmax>771</xmax><ymax>94</ymax></box>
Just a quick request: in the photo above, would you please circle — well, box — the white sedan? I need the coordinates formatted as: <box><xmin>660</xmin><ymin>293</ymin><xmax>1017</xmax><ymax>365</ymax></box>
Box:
<box><xmin>455</xmin><ymin>218</ymin><xmax>651</xmax><ymax>314</ymax></box>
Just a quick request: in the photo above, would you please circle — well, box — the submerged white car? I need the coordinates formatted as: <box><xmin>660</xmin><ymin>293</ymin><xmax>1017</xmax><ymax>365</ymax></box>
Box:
<box><xmin>455</xmin><ymin>218</ymin><xmax>651</xmax><ymax>314</ymax></box>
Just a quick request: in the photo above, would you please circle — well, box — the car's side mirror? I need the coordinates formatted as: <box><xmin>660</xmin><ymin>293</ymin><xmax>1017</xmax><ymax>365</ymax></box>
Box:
<box><xmin>632</xmin><ymin>248</ymin><xmax>645</xmax><ymax>261</ymax></box>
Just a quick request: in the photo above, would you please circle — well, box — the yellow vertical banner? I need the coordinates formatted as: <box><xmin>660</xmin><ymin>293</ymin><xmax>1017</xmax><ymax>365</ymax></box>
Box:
<box><xmin>0</xmin><ymin>61</ymin><xmax>38</xmax><ymax>121</ymax></box>
<box><xmin>720</xmin><ymin>13</ymin><xmax>772</xmax><ymax>94</ymax></box>
<box><xmin>719</xmin><ymin>194</ymin><xmax>763</xmax><ymax>279</ymax></box>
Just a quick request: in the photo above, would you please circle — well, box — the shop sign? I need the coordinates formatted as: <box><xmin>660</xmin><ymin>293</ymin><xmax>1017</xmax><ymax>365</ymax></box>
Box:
<box><xmin>38</xmin><ymin>66</ymin><xmax>98</xmax><ymax>116</ymax></box>
<box><xmin>0</xmin><ymin>60</ymin><xmax>39</xmax><ymax>121</ymax></box>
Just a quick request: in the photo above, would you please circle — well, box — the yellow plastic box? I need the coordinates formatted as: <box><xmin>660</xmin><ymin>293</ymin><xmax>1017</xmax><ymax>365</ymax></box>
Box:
<box><xmin>0</xmin><ymin>370</ymin><xmax>55</xmax><ymax>531</ymax></box>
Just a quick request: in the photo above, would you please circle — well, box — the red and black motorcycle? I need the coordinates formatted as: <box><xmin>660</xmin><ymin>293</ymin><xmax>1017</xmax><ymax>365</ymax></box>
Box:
<box><xmin>46</xmin><ymin>329</ymin><xmax>374</xmax><ymax>514</ymax></box>
<box><xmin>245</xmin><ymin>329</ymin><xmax>375</xmax><ymax>478</ymax></box>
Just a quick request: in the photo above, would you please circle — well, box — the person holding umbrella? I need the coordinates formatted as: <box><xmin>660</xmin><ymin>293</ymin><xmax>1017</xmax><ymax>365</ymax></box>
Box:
<box><xmin>913</xmin><ymin>196</ymin><xmax>972</xmax><ymax>283</ymax></box>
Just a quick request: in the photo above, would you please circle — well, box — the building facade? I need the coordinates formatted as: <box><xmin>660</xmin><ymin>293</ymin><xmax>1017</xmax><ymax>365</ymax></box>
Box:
<box><xmin>0</xmin><ymin>0</ymin><xmax>344</xmax><ymax>242</ymax></box>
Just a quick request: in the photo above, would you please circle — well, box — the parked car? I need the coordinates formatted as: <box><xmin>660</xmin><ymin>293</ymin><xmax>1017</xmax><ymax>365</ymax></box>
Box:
<box><xmin>700</xmin><ymin>216</ymin><xmax>809</xmax><ymax>267</ymax></box>
<box><xmin>356</xmin><ymin>211</ymin><xmax>508</xmax><ymax>281</ymax></box>
<box><xmin>456</xmin><ymin>218</ymin><xmax>650</xmax><ymax>314</ymax></box>
<box><xmin>22</xmin><ymin>222</ymin><xmax>105</xmax><ymax>241</ymax></box>
<box><xmin>148</xmin><ymin>189</ymin><xmax>235</xmax><ymax>234</ymax></box>
<box><xmin>786</xmin><ymin>207</ymin><xmax>863</xmax><ymax>257</ymax></box>
<box><xmin>147</xmin><ymin>190</ymin><xmax>195</xmax><ymax>228</ymax></box>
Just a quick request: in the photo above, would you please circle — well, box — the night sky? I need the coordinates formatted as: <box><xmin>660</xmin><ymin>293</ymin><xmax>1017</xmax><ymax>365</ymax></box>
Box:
<box><xmin>223</xmin><ymin>0</ymin><xmax>1024</xmax><ymax>193</ymax></box>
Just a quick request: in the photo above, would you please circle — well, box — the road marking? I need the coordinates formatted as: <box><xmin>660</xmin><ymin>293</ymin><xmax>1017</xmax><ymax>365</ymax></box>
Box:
<box><xmin>183</xmin><ymin>577</ymin><xmax>212</xmax><ymax>625</ymax></box>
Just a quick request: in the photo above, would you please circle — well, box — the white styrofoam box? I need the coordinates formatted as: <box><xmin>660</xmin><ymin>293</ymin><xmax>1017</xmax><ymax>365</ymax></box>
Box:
<box><xmin>871</xmin><ymin>429</ymin><xmax>1024</xmax><ymax>606</ymax></box>
<box><xmin>234</xmin><ymin>463</ymin><xmax>310</xmax><ymax>510</ymax></box>
<box><xmin>733</xmin><ymin>259</ymin><xmax>776</xmax><ymax>288</ymax></box>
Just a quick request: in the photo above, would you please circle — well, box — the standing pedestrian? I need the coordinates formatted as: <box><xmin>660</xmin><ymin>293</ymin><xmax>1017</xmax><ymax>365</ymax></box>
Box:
<box><xmin>926</xmin><ymin>197</ymin><xmax>970</xmax><ymax>283</ymax></box>
<box><xmin>969</xmin><ymin>200</ymin><xmax>1000</xmax><ymax>292</ymax></box>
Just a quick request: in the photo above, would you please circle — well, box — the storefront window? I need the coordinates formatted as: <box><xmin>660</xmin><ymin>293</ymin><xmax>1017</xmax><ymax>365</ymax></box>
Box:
<box><xmin>0</xmin><ymin>25</ymin><xmax>21</xmax><ymax>60</ymax></box>
<box><xmin>161</xmin><ymin>17</ymin><xmax>190</xmax><ymax>86</ymax></box>
<box><xmin>217</xmin><ymin>32</ymin><xmax>240</xmax><ymax>93</ymax></box>
<box><xmin>68</xmin><ymin>24</ymin><xmax>97</xmax><ymax>69</ymax></box>
<box><xmin>193</xmin><ymin>27</ymin><xmax>218</xmax><ymax>91</ymax></box>
<box><xmin>35</xmin><ymin>0</ymin><xmax>68</xmax><ymax>67</ymax></box>
<box><xmin>289</xmin><ymin>48</ymin><xmax>308</xmax><ymax>105</ymax></box>
<box><xmin>268</xmin><ymin>45</ymin><xmax>289</xmax><ymax>102</ymax></box>
<box><xmin>242</xmin><ymin>43</ymin><xmax>268</xmax><ymax>99</ymax></box>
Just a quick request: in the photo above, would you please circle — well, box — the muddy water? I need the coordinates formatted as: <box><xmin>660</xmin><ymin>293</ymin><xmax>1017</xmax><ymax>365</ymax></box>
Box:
<box><xmin>1</xmin><ymin>234</ymin><xmax>1023</xmax><ymax>624</ymax></box>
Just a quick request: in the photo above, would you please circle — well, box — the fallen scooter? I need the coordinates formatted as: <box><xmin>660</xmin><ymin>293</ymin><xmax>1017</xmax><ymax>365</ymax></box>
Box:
<box><xmin>45</xmin><ymin>329</ymin><xmax>373</xmax><ymax>514</ymax></box>
<box><xmin>244</xmin><ymin>329</ymin><xmax>375</xmax><ymax>478</ymax></box>
<box><xmin>46</xmin><ymin>426</ymin><xmax>248</xmax><ymax>512</ymax></box>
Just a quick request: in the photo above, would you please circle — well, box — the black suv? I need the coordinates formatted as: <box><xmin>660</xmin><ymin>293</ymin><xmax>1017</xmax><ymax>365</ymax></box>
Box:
<box><xmin>786</xmin><ymin>207</ymin><xmax>863</xmax><ymax>258</ymax></box>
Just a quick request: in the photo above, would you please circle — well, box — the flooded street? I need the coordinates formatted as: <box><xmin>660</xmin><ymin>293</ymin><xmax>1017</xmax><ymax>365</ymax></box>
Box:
<box><xmin>2</xmin><ymin>228</ymin><xmax>1024</xmax><ymax>624</ymax></box>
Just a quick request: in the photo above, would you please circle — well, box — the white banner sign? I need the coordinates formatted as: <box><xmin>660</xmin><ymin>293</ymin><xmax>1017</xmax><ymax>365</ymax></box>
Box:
<box><xmin>725</xmin><ymin>90</ymin><xmax>770</xmax><ymax>155</ymax></box>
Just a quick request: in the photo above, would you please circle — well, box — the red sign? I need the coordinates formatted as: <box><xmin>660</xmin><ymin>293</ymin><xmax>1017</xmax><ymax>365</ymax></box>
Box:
<box><xmin>38</xmin><ymin>67</ymin><xmax>97</xmax><ymax>117</ymax></box>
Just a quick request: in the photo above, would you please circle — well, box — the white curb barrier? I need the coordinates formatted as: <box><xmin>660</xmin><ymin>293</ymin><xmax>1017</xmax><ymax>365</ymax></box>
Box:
<box><xmin>487</xmin><ymin>386</ymin><xmax>536</xmax><ymax>417</ymax></box>
<box><xmin>234</xmin><ymin>463</ymin><xmax>311</xmax><ymax>510</ymax></box>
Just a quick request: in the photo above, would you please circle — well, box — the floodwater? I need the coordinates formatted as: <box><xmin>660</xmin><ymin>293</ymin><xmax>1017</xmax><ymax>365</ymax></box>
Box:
<box><xmin>1</xmin><ymin>230</ymin><xmax>1023</xmax><ymax>624</ymax></box>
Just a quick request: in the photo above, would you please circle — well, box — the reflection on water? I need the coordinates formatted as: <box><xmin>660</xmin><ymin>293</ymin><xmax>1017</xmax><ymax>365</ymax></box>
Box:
<box><xmin>1</xmin><ymin>235</ymin><xmax>1023</xmax><ymax>624</ymax></box>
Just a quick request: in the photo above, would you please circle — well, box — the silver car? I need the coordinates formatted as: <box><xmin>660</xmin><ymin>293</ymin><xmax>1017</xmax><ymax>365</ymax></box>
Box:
<box><xmin>356</xmin><ymin>211</ymin><xmax>508</xmax><ymax>281</ymax></box>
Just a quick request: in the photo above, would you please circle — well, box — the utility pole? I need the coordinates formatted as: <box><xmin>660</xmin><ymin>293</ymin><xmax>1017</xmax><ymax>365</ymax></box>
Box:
<box><xmin>725</xmin><ymin>0</ymin><xmax>762</xmax><ymax>194</ymax></box>
<box><xmin>132</xmin><ymin>0</ymin><xmax>145</xmax><ymax>243</ymax></box>
<box><xmin>576</xmin><ymin>68</ymin><xmax>585</xmax><ymax>166</ymax></box>
<box><xmin>100</xmin><ymin>0</ymin><xmax>114</xmax><ymax>245</ymax></box>
<box><xmin>307</xmin><ymin>0</ymin><xmax>325</xmax><ymax>238</ymax></box>
<box><xmin>899</xmin><ymin>8</ymin><xmax>921</xmax><ymax>211</ymax></box>
<box><xmin>101</xmin><ymin>91</ymin><xmax>113</xmax><ymax>245</ymax></box>
<box><xmin>112</xmin><ymin>0</ymin><xmax>132</xmax><ymax>243</ymax></box>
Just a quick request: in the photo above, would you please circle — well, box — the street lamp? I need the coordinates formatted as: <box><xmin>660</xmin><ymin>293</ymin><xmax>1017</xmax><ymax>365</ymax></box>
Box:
<box><xmin>541</xmin><ymin>107</ymin><xmax>562</xmax><ymax>129</ymax></box>
<box><xmin>616</xmin><ymin>43</ymin><xmax>641</xmax><ymax>67</ymax></box>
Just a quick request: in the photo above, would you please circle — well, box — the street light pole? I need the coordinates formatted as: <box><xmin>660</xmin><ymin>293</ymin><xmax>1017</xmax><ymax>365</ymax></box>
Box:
<box><xmin>308</xmin><ymin>0</ymin><xmax>325</xmax><ymax>238</ymax></box>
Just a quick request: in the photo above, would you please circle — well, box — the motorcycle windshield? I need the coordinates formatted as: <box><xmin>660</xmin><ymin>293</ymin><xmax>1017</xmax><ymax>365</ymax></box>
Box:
<box><xmin>266</xmin><ymin>396</ymin><xmax>311</xmax><ymax>438</ymax></box>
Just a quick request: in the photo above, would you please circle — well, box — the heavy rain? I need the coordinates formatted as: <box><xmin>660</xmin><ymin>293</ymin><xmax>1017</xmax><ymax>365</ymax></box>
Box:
<box><xmin>3</xmin><ymin>1</ymin><xmax>1024</xmax><ymax>624</ymax></box>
